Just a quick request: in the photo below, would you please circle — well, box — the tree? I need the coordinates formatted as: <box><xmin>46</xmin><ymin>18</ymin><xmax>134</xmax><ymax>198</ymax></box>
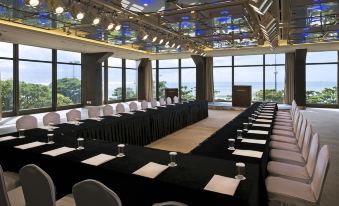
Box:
<box><xmin>112</xmin><ymin>87</ymin><xmax>136</xmax><ymax>100</ymax></box>
<box><xmin>180</xmin><ymin>85</ymin><xmax>195</xmax><ymax>101</ymax></box>
<box><xmin>255</xmin><ymin>89</ymin><xmax>284</xmax><ymax>103</ymax></box>
<box><xmin>306</xmin><ymin>87</ymin><xmax>337</xmax><ymax>104</ymax></box>
<box><xmin>0</xmin><ymin>79</ymin><xmax>14</xmax><ymax>111</ymax></box>
<box><xmin>56</xmin><ymin>78</ymin><xmax>81</xmax><ymax>104</ymax></box>
<box><xmin>19</xmin><ymin>81</ymin><xmax>52</xmax><ymax>109</ymax></box>
<box><xmin>57</xmin><ymin>93</ymin><xmax>74</xmax><ymax>106</ymax></box>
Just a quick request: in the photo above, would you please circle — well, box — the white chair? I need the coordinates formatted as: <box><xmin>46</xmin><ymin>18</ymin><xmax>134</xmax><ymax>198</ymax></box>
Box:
<box><xmin>2</xmin><ymin>170</ymin><xmax>20</xmax><ymax>192</ymax></box>
<box><xmin>16</xmin><ymin>115</ymin><xmax>38</xmax><ymax>130</ymax></box>
<box><xmin>0</xmin><ymin>165</ymin><xmax>13</xmax><ymax>206</ymax></box>
<box><xmin>266</xmin><ymin>145</ymin><xmax>330</xmax><ymax>206</ymax></box>
<box><xmin>116</xmin><ymin>103</ymin><xmax>125</xmax><ymax>113</ymax></box>
<box><xmin>43</xmin><ymin>112</ymin><xmax>60</xmax><ymax>126</ymax></box>
<box><xmin>166</xmin><ymin>97</ymin><xmax>172</xmax><ymax>104</ymax></box>
<box><xmin>267</xmin><ymin>133</ymin><xmax>319</xmax><ymax>183</ymax></box>
<box><xmin>88</xmin><ymin>107</ymin><xmax>100</xmax><ymax>118</ymax></box>
<box><xmin>273</xmin><ymin>110</ymin><xmax>299</xmax><ymax>132</ymax></box>
<box><xmin>151</xmin><ymin>99</ymin><xmax>157</xmax><ymax>108</ymax></box>
<box><xmin>141</xmin><ymin>100</ymin><xmax>148</xmax><ymax>110</ymax></box>
<box><xmin>66</xmin><ymin>109</ymin><xmax>81</xmax><ymax>122</ymax></box>
<box><xmin>72</xmin><ymin>179</ymin><xmax>122</xmax><ymax>206</ymax></box>
<box><xmin>270</xmin><ymin>113</ymin><xmax>302</xmax><ymax>144</ymax></box>
<box><xmin>103</xmin><ymin>105</ymin><xmax>114</xmax><ymax>116</ymax></box>
<box><xmin>129</xmin><ymin>102</ymin><xmax>138</xmax><ymax>111</ymax></box>
<box><xmin>159</xmin><ymin>98</ymin><xmax>166</xmax><ymax>106</ymax></box>
<box><xmin>173</xmin><ymin>96</ymin><xmax>179</xmax><ymax>103</ymax></box>
<box><xmin>18</xmin><ymin>164</ymin><xmax>75</xmax><ymax>206</ymax></box>
<box><xmin>153</xmin><ymin>201</ymin><xmax>188</xmax><ymax>206</ymax></box>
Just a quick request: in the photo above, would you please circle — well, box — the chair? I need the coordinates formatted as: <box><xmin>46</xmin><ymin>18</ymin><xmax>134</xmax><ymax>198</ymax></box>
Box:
<box><xmin>19</xmin><ymin>164</ymin><xmax>75</xmax><ymax>206</ymax></box>
<box><xmin>73</xmin><ymin>179</ymin><xmax>122</xmax><ymax>206</ymax></box>
<box><xmin>66</xmin><ymin>109</ymin><xmax>81</xmax><ymax>122</ymax></box>
<box><xmin>116</xmin><ymin>103</ymin><xmax>125</xmax><ymax>113</ymax></box>
<box><xmin>1</xmin><ymin>165</ymin><xmax>22</xmax><ymax>206</ymax></box>
<box><xmin>129</xmin><ymin>102</ymin><xmax>138</xmax><ymax>111</ymax></box>
<box><xmin>103</xmin><ymin>105</ymin><xmax>114</xmax><ymax>116</ymax></box>
<box><xmin>270</xmin><ymin>112</ymin><xmax>302</xmax><ymax>144</ymax></box>
<box><xmin>266</xmin><ymin>145</ymin><xmax>330</xmax><ymax>206</ymax></box>
<box><xmin>141</xmin><ymin>100</ymin><xmax>148</xmax><ymax>110</ymax></box>
<box><xmin>87</xmin><ymin>107</ymin><xmax>100</xmax><ymax>118</ymax></box>
<box><xmin>3</xmin><ymin>170</ymin><xmax>20</xmax><ymax>192</ymax></box>
<box><xmin>43</xmin><ymin>112</ymin><xmax>61</xmax><ymax>126</ymax></box>
<box><xmin>173</xmin><ymin>96</ymin><xmax>179</xmax><ymax>103</ymax></box>
<box><xmin>166</xmin><ymin>97</ymin><xmax>172</xmax><ymax>104</ymax></box>
<box><xmin>159</xmin><ymin>98</ymin><xmax>166</xmax><ymax>106</ymax></box>
<box><xmin>153</xmin><ymin>201</ymin><xmax>188</xmax><ymax>206</ymax></box>
<box><xmin>151</xmin><ymin>99</ymin><xmax>157</xmax><ymax>108</ymax></box>
<box><xmin>16</xmin><ymin>115</ymin><xmax>38</xmax><ymax>131</ymax></box>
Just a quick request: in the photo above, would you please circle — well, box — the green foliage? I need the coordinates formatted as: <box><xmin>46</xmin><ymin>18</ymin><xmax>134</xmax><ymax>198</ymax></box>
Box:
<box><xmin>255</xmin><ymin>89</ymin><xmax>284</xmax><ymax>103</ymax></box>
<box><xmin>0</xmin><ymin>79</ymin><xmax>13</xmax><ymax>111</ymax></box>
<box><xmin>180</xmin><ymin>85</ymin><xmax>195</xmax><ymax>101</ymax></box>
<box><xmin>19</xmin><ymin>81</ymin><xmax>52</xmax><ymax>109</ymax></box>
<box><xmin>111</xmin><ymin>87</ymin><xmax>136</xmax><ymax>100</ymax></box>
<box><xmin>306</xmin><ymin>87</ymin><xmax>337</xmax><ymax>104</ymax></box>
<box><xmin>56</xmin><ymin>93</ymin><xmax>74</xmax><ymax>107</ymax></box>
<box><xmin>56</xmin><ymin>78</ymin><xmax>81</xmax><ymax>105</ymax></box>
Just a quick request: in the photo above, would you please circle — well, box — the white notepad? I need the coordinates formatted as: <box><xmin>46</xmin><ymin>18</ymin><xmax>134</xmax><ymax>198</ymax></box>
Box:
<box><xmin>0</xmin><ymin>136</ymin><xmax>17</xmax><ymax>142</ymax></box>
<box><xmin>253</xmin><ymin>123</ymin><xmax>271</xmax><ymax>128</ymax></box>
<box><xmin>256</xmin><ymin>119</ymin><xmax>272</xmax><ymax>123</ymax></box>
<box><xmin>232</xmin><ymin>149</ymin><xmax>263</xmax><ymax>158</ymax></box>
<box><xmin>258</xmin><ymin>115</ymin><xmax>273</xmax><ymax>119</ymax></box>
<box><xmin>42</xmin><ymin>147</ymin><xmax>76</xmax><ymax>156</ymax></box>
<box><xmin>15</xmin><ymin>142</ymin><xmax>46</xmax><ymax>150</ymax></box>
<box><xmin>259</xmin><ymin>113</ymin><xmax>273</xmax><ymax>116</ymax></box>
<box><xmin>39</xmin><ymin>126</ymin><xmax>59</xmax><ymax>130</ymax></box>
<box><xmin>247</xmin><ymin>130</ymin><xmax>269</xmax><ymax>135</ymax></box>
<box><xmin>81</xmin><ymin>154</ymin><xmax>116</xmax><ymax>166</ymax></box>
<box><xmin>133</xmin><ymin>162</ymin><xmax>169</xmax><ymax>179</ymax></box>
<box><xmin>262</xmin><ymin>109</ymin><xmax>275</xmax><ymax>112</ymax></box>
<box><xmin>66</xmin><ymin>121</ymin><xmax>83</xmax><ymax>125</ymax></box>
<box><xmin>123</xmin><ymin>112</ymin><xmax>135</xmax><ymax>115</ymax></box>
<box><xmin>204</xmin><ymin>175</ymin><xmax>240</xmax><ymax>196</ymax></box>
<box><xmin>241</xmin><ymin>138</ymin><xmax>267</xmax><ymax>145</ymax></box>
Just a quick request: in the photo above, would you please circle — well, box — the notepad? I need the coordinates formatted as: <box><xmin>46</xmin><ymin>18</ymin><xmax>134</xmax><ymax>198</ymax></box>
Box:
<box><xmin>111</xmin><ymin>114</ymin><xmax>122</xmax><ymax>117</ymax></box>
<box><xmin>133</xmin><ymin>162</ymin><xmax>169</xmax><ymax>179</ymax></box>
<box><xmin>66</xmin><ymin>121</ymin><xmax>83</xmax><ymax>125</ymax></box>
<box><xmin>258</xmin><ymin>115</ymin><xmax>273</xmax><ymax>119</ymax></box>
<box><xmin>40</xmin><ymin>126</ymin><xmax>59</xmax><ymax>130</ymax></box>
<box><xmin>259</xmin><ymin>113</ymin><xmax>273</xmax><ymax>116</ymax></box>
<box><xmin>15</xmin><ymin>142</ymin><xmax>46</xmax><ymax>150</ymax></box>
<box><xmin>232</xmin><ymin>149</ymin><xmax>263</xmax><ymax>158</ymax></box>
<box><xmin>123</xmin><ymin>112</ymin><xmax>135</xmax><ymax>115</ymax></box>
<box><xmin>0</xmin><ymin>136</ymin><xmax>17</xmax><ymax>142</ymax></box>
<box><xmin>247</xmin><ymin>130</ymin><xmax>269</xmax><ymax>135</ymax></box>
<box><xmin>42</xmin><ymin>147</ymin><xmax>76</xmax><ymax>156</ymax></box>
<box><xmin>81</xmin><ymin>154</ymin><xmax>116</xmax><ymax>166</ymax></box>
<box><xmin>242</xmin><ymin>138</ymin><xmax>267</xmax><ymax>145</ymax></box>
<box><xmin>204</xmin><ymin>175</ymin><xmax>240</xmax><ymax>196</ymax></box>
<box><xmin>253</xmin><ymin>123</ymin><xmax>271</xmax><ymax>128</ymax></box>
<box><xmin>89</xmin><ymin>118</ymin><xmax>103</xmax><ymax>121</ymax></box>
<box><xmin>256</xmin><ymin>119</ymin><xmax>272</xmax><ymax>123</ymax></box>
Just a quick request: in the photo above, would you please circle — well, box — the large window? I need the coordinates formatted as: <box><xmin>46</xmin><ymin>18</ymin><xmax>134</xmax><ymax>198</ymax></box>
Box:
<box><xmin>213</xmin><ymin>57</ymin><xmax>232</xmax><ymax>101</ymax></box>
<box><xmin>0</xmin><ymin>42</ymin><xmax>13</xmax><ymax>112</ymax></box>
<box><xmin>181</xmin><ymin>58</ymin><xmax>196</xmax><ymax>101</ymax></box>
<box><xmin>265</xmin><ymin>54</ymin><xmax>285</xmax><ymax>103</ymax></box>
<box><xmin>107</xmin><ymin>57</ymin><xmax>122</xmax><ymax>101</ymax></box>
<box><xmin>126</xmin><ymin>59</ymin><xmax>138</xmax><ymax>99</ymax></box>
<box><xmin>158</xmin><ymin>59</ymin><xmax>179</xmax><ymax>98</ymax></box>
<box><xmin>152</xmin><ymin>60</ymin><xmax>156</xmax><ymax>98</ymax></box>
<box><xmin>306</xmin><ymin>51</ymin><xmax>338</xmax><ymax>105</ymax></box>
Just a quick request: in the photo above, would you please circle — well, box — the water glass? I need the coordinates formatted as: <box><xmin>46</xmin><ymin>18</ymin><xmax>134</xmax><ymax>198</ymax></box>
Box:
<box><xmin>236</xmin><ymin>130</ymin><xmax>243</xmax><ymax>140</ymax></box>
<box><xmin>117</xmin><ymin>144</ymin><xmax>125</xmax><ymax>157</ymax></box>
<box><xmin>243</xmin><ymin>123</ymin><xmax>248</xmax><ymax>132</ymax></box>
<box><xmin>228</xmin><ymin>138</ymin><xmax>235</xmax><ymax>150</ymax></box>
<box><xmin>168</xmin><ymin>152</ymin><xmax>178</xmax><ymax>167</ymax></box>
<box><xmin>77</xmin><ymin>138</ymin><xmax>85</xmax><ymax>150</ymax></box>
<box><xmin>18</xmin><ymin>129</ymin><xmax>25</xmax><ymax>139</ymax></box>
<box><xmin>47</xmin><ymin>134</ymin><xmax>54</xmax><ymax>144</ymax></box>
<box><xmin>235</xmin><ymin>162</ymin><xmax>246</xmax><ymax>180</ymax></box>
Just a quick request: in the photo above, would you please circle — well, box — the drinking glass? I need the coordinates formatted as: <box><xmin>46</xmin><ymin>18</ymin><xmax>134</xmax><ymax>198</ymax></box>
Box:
<box><xmin>18</xmin><ymin>129</ymin><xmax>25</xmax><ymax>139</ymax></box>
<box><xmin>228</xmin><ymin>138</ymin><xmax>235</xmax><ymax>150</ymax></box>
<box><xmin>236</xmin><ymin>130</ymin><xmax>243</xmax><ymax>140</ymax></box>
<box><xmin>47</xmin><ymin>134</ymin><xmax>54</xmax><ymax>144</ymax></box>
<box><xmin>77</xmin><ymin>138</ymin><xmax>85</xmax><ymax>150</ymax></box>
<box><xmin>235</xmin><ymin>162</ymin><xmax>246</xmax><ymax>180</ymax></box>
<box><xmin>243</xmin><ymin>123</ymin><xmax>248</xmax><ymax>132</ymax></box>
<box><xmin>117</xmin><ymin>144</ymin><xmax>125</xmax><ymax>157</ymax></box>
<box><xmin>168</xmin><ymin>152</ymin><xmax>178</xmax><ymax>167</ymax></box>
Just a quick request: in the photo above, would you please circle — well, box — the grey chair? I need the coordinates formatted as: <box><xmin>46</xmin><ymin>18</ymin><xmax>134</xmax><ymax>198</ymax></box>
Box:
<box><xmin>166</xmin><ymin>97</ymin><xmax>172</xmax><ymax>104</ymax></box>
<box><xmin>129</xmin><ymin>102</ymin><xmax>138</xmax><ymax>111</ymax></box>
<box><xmin>153</xmin><ymin>201</ymin><xmax>188</xmax><ymax>206</ymax></box>
<box><xmin>43</xmin><ymin>112</ymin><xmax>61</xmax><ymax>126</ymax></box>
<box><xmin>151</xmin><ymin>99</ymin><xmax>157</xmax><ymax>108</ymax></box>
<box><xmin>116</xmin><ymin>103</ymin><xmax>125</xmax><ymax>113</ymax></box>
<box><xmin>159</xmin><ymin>98</ymin><xmax>166</xmax><ymax>106</ymax></box>
<box><xmin>88</xmin><ymin>107</ymin><xmax>101</xmax><ymax>118</ymax></box>
<box><xmin>141</xmin><ymin>100</ymin><xmax>148</xmax><ymax>110</ymax></box>
<box><xmin>103</xmin><ymin>105</ymin><xmax>114</xmax><ymax>116</ymax></box>
<box><xmin>0</xmin><ymin>165</ymin><xmax>12</xmax><ymax>206</ymax></box>
<box><xmin>73</xmin><ymin>179</ymin><xmax>122</xmax><ymax>206</ymax></box>
<box><xmin>16</xmin><ymin>115</ymin><xmax>38</xmax><ymax>130</ymax></box>
<box><xmin>0</xmin><ymin>165</ymin><xmax>24</xmax><ymax>206</ymax></box>
<box><xmin>66</xmin><ymin>109</ymin><xmax>81</xmax><ymax>122</ymax></box>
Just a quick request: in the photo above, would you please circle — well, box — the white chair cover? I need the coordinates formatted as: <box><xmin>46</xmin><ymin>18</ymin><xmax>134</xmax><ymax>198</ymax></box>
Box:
<box><xmin>151</xmin><ymin>99</ymin><xmax>157</xmax><ymax>108</ymax></box>
<box><xmin>153</xmin><ymin>201</ymin><xmax>188</xmax><ymax>206</ymax></box>
<box><xmin>306</xmin><ymin>133</ymin><xmax>320</xmax><ymax>178</ymax></box>
<box><xmin>159</xmin><ymin>98</ymin><xmax>166</xmax><ymax>106</ymax></box>
<box><xmin>43</xmin><ymin>112</ymin><xmax>60</xmax><ymax>126</ymax></box>
<box><xmin>166</xmin><ymin>97</ymin><xmax>172</xmax><ymax>104</ymax></box>
<box><xmin>116</xmin><ymin>103</ymin><xmax>125</xmax><ymax>113</ymax></box>
<box><xmin>173</xmin><ymin>96</ymin><xmax>179</xmax><ymax>103</ymax></box>
<box><xmin>3</xmin><ymin>171</ymin><xmax>20</xmax><ymax>192</ymax></box>
<box><xmin>0</xmin><ymin>165</ymin><xmax>11</xmax><ymax>206</ymax></box>
<box><xmin>103</xmin><ymin>105</ymin><xmax>114</xmax><ymax>116</ymax></box>
<box><xmin>88</xmin><ymin>107</ymin><xmax>100</xmax><ymax>118</ymax></box>
<box><xmin>129</xmin><ymin>102</ymin><xmax>138</xmax><ymax>111</ymax></box>
<box><xmin>141</xmin><ymin>100</ymin><xmax>148</xmax><ymax>110</ymax></box>
<box><xmin>66</xmin><ymin>109</ymin><xmax>81</xmax><ymax>122</ymax></box>
<box><xmin>16</xmin><ymin>115</ymin><xmax>38</xmax><ymax>130</ymax></box>
<box><xmin>73</xmin><ymin>179</ymin><xmax>122</xmax><ymax>206</ymax></box>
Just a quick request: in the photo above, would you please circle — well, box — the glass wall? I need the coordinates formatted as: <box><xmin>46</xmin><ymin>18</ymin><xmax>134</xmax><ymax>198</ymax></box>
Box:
<box><xmin>181</xmin><ymin>58</ymin><xmax>196</xmax><ymax>101</ymax></box>
<box><xmin>265</xmin><ymin>54</ymin><xmax>285</xmax><ymax>103</ymax></box>
<box><xmin>306</xmin><ymin>51</ymin><xmax>338</xmax><ymax>105</ymax></box>
<box><xmin>107</xmin><ymin>57</ymin><xmax>123</xmax><ymax>101</ymax></box>
<box><xmin>158</xmin><ymin>59</ymin><xmax>179</xmax><ymax>98</ymax></box>
<box><xmin>152</xmin><ymin>60</ymin><xmax>156</xmax><ymax>98</ymax></box>
<box><xmin>213</xmin><ymin>57</ymin><xmax>232</xmax><ymax>101</ymax></box>
<box><xmin>0</xmin><ymin>42</ymin><xmax>13</xmax><ymax>112</ymax></box>
<box><xmin>126</xmin><ymin>59</ymin><xmax>138</xmax><ymax>99</ymax></box>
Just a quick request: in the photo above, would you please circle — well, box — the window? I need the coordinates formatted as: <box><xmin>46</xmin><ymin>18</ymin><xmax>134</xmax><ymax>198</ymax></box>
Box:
<box><xmin>265</xmin><ymin>54</ymin><xmax>285</xmax><ymax>103</ymax></box>
<box><xmin>234</xmin><ymin>66</ymin><xmax>263</xmax><ymax>101</ymax></box>
<box><xmin>19</xmin><ymin>45</ymin><xmax>52</xmax><ymax>61</ymax></box>
<box><xmin>152</xmin><ymin>60</ymin><xmax>156</xmax><ymax>98</ymax></box>
<box><xmin>126</xmin><ymin>59</ymin><xmax>138</xmax><ymax>99</ymax></box>
<box><xmin>0</xmin><ymin>42</ymin><xmax>13</xmax><ymax>112</ymax></box>
<box><xmin>181</xmin><ymin>58</ymin><xmax>196</xmax><ymax>101</ymax></box>
<box><xmin>158</xmin><ymin>59</ymin><xmax>179</xmax><ymax>98</ymax></box>
<box><xmin>213</xmin><ymin>67</ymin><xmax>232</xmax><ymax>101</ymax></box>
<box><xmin>108</xmin><ymin>58</ymin><xmax>123</xmax><ymax>101</ymax></box>
<box><xmin>57</xmin><ymin>50</ymin><xmax>81</xmax><ymax>64</ymax></box>
<box><xmin>234</xmin><ymin>55</ymin><xmax>263</xmax><ymax>65</ymax></box>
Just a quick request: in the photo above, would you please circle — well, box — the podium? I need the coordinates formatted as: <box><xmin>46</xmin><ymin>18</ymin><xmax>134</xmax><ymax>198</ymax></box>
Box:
<box><xmin>165</xmin><ymin>88</ymin><xmax>178</xmax><ymax>100</ymax></box>
<box><xmin>232</xmin><ymin>86</ymin><xmax>252</xmax><ymax>107</ymax></box>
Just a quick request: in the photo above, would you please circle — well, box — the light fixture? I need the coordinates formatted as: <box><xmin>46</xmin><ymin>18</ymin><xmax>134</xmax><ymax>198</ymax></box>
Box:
<box><xmin>24</xmin><ymin>0</ymin><xmax>39</xmax><ymax>7</ymax></box>
<box><xmin>71</xmin><ymin>2</ymin><xmax>85</xmax><ymax>20</ymax></box>
<box><xmin>107</xmin><ymin>23</ymin><xmax>115</xmax><ymax>30</ymax></box>
<box><xmin>249</xmin><ymin>0</ymin><xmax>273</xmax><ymax>15</ymax></box>
<box><xmin>51</xmin><ymin>0</ymin><xmax>65</xmax><ymax>15</ymax></box>
<box><xmin>159</xmin><ymin>39</ymin><xmax>164</xmax><ymax>44</ymax></box>
<box><xmin>176</xmin><ymin>44</ymin><xmax>181</xmax><ymax>49</ymax></box>
<box><xmin>171</xmin><ymin>43</ymin><xmax>176</xmax><ymax>48</ymax></box>
<box><xmin>142</xmin><ymin>34</ymin><xmax>149</xmax><ymax>40</ymax></box>
<box><xmin>152</xmin><ymin>36</ymin><xmax>158</xmax><ymax>42</ymax></box>
<box><xmin>93</xmin><ymin>17</ymin><xmax>100</xmax><ymax>25</ymax></box>
<box><xmin>165</xmin><ymin>41</ymin><xmax>170</xmax><ymax>46</ymax></box>
<box><xmin>115</xmin><ymin>24</ymin><xmax>121</xmax><ymax>31</ymax></box>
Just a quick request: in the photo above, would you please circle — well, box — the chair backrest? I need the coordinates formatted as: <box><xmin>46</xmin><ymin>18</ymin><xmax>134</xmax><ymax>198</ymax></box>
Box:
<box><xmin>0</xmin><ymin>165</ymin><xmax>11</xmax><ymax>206</ymax></box>
<box><xmin>306</xmin><ymin>133</ymin><xmax>319</xmax><ymax>178</ymax></box>
<box><xmin>88</xmin><ymin>107</ymin><xmax>101</xmax><ymax>118</ymax></box>
<box><xmin>16</xmin><ymin>115</ymin><xmax>38</xmax><ymax>130</ymax></box>
<box><xmin>66</xmin><ymin>109</ymin><xmax>81</xmax><ymax>122</ymax></box>
<box><xmin>301</xmin><ymin>122</ymin><xmax>313</xmax><ymax>160</ymax></box>
<box><xmin>73</xmin><ymin>179</ymin><xmax>122</xmax><ymax>206</ymax></box>
<box><xmin>103</xmin><ymin>105</ymin><xmax>113</xmax><ymax>116</ymax></box>
<box><xmin>293</xmin><ymin>111</ymin><xmax>301</xmax><ymax>134</ymax></box>
<box><xmin>173</xmin><ymin>96</ymin><xmax>179</xmax><ymax>103</ymax></box>
<box><xmin>153</xmin><ymin>201</ymin><xmax>188</xmax><ymax>206</ymax></box>
<box><xmin>166</xmin><ymin>97</ymin><xmax>172</xmax><ymax>104</ymax></box>
<box><xmin>43</xmin><ymin>112</ymin><xmax>60</xmax><ymax>126</ymax></box>
<box><xmin>151</xmin><ymin>99</ymin><xmax>157</xmax><ymax>108</ymax></box>
<box><xmin>311</xmin><ymin>145</ymin><xmax>330</xmax><ymax>203</ymax></box>
<box><xmin>159</xmin><ymin>98</ymin><xmax>166</xmax><ymax>106</ymax></box>
<box><xmin>129</xmin><ymin>102</ymin><xmax>138</xmax><ymax>111</ymax></box>
<box><xmin>19</xmin><ymin>164</ymin><xmax>56</xmax><ymax>206</ymax></box>
<box><xmin>141</xmin><ymin>100</ymin><xmax>148</xmax><ymax>110</ymax></box>
<box><xmin>297</xmin><ymin>117</ymin><xmax>307</xmax><ymax>149</ymax></box>
<box><xmin>116</xmin><ymin>103</ymin><xmax>125</xmax><ymax>113</ymax></box>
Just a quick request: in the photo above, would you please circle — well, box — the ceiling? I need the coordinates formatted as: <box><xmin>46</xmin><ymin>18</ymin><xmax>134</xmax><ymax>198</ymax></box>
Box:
<box><xmin>0</xmin><ymin>0</ymin><xmax>338</xmax><ymax>57</ymax></box>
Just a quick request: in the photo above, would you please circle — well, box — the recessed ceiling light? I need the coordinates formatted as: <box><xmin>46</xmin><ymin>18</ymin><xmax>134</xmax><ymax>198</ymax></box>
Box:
<box><xmin>93</xmin><ymin>17</ymin><xmax>100</xmax><ymax>25</ymax></box>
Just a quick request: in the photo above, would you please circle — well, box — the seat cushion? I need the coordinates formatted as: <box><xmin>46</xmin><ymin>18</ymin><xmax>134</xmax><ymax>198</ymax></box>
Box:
<box><xmin>272</xmin><ymin>129</ymin><xmax>295</xmax><ymax>137</ymax></box>
<box><xmin>267</xmin><ymin>161</ymin><xmax>310</xmax><ymax>183</ymax></box>
<box><xmin>270</xmin><ymin>135</ymin><xmax>297</xmax><ymax>144</ymax></box>
<box><xmin>273</xmin><ymin>125</ymin><xmax>293</xmax><ymax>131</ymax></box>
<box><xmin>275</xmin><ymin>119</ymin><xmax>293</xmax><ymax>123</ymax></box>
<box><xmin>4</xmin><ymin>171</ymin><xmax>20</xmax><ymax>191</ymax></box>
<box><xmin>56</xmin><ymin>194</ymin><xmax>76</xmax><ymax>206</ymax></box>
<box><xmin>266</xmin><ymin>176</ymin><xmax>316</xmax><ymax>204</ymax></box>
<box><xmin>269</xmin><ymin>141</ymin><xmax>300</xmax><ymax>152</ymax></box>
<box><xmin>274</xmin><ymin>121</ymin><xmax>293</xmax><ymax>127</ymax></box>
<box><xmin>8</xmin><ymin>186</ymin><xmax>25</xmax><ymax>206</ymax></box>
<box><xmin>276</xmin><ymin>115</ymin><xmax>292</xmax><ymax>119</ymax></box>
<box><xmin>270</xmin><ymin>149</ymin><xmax>305</xmax><ymax>166</ymax></box>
